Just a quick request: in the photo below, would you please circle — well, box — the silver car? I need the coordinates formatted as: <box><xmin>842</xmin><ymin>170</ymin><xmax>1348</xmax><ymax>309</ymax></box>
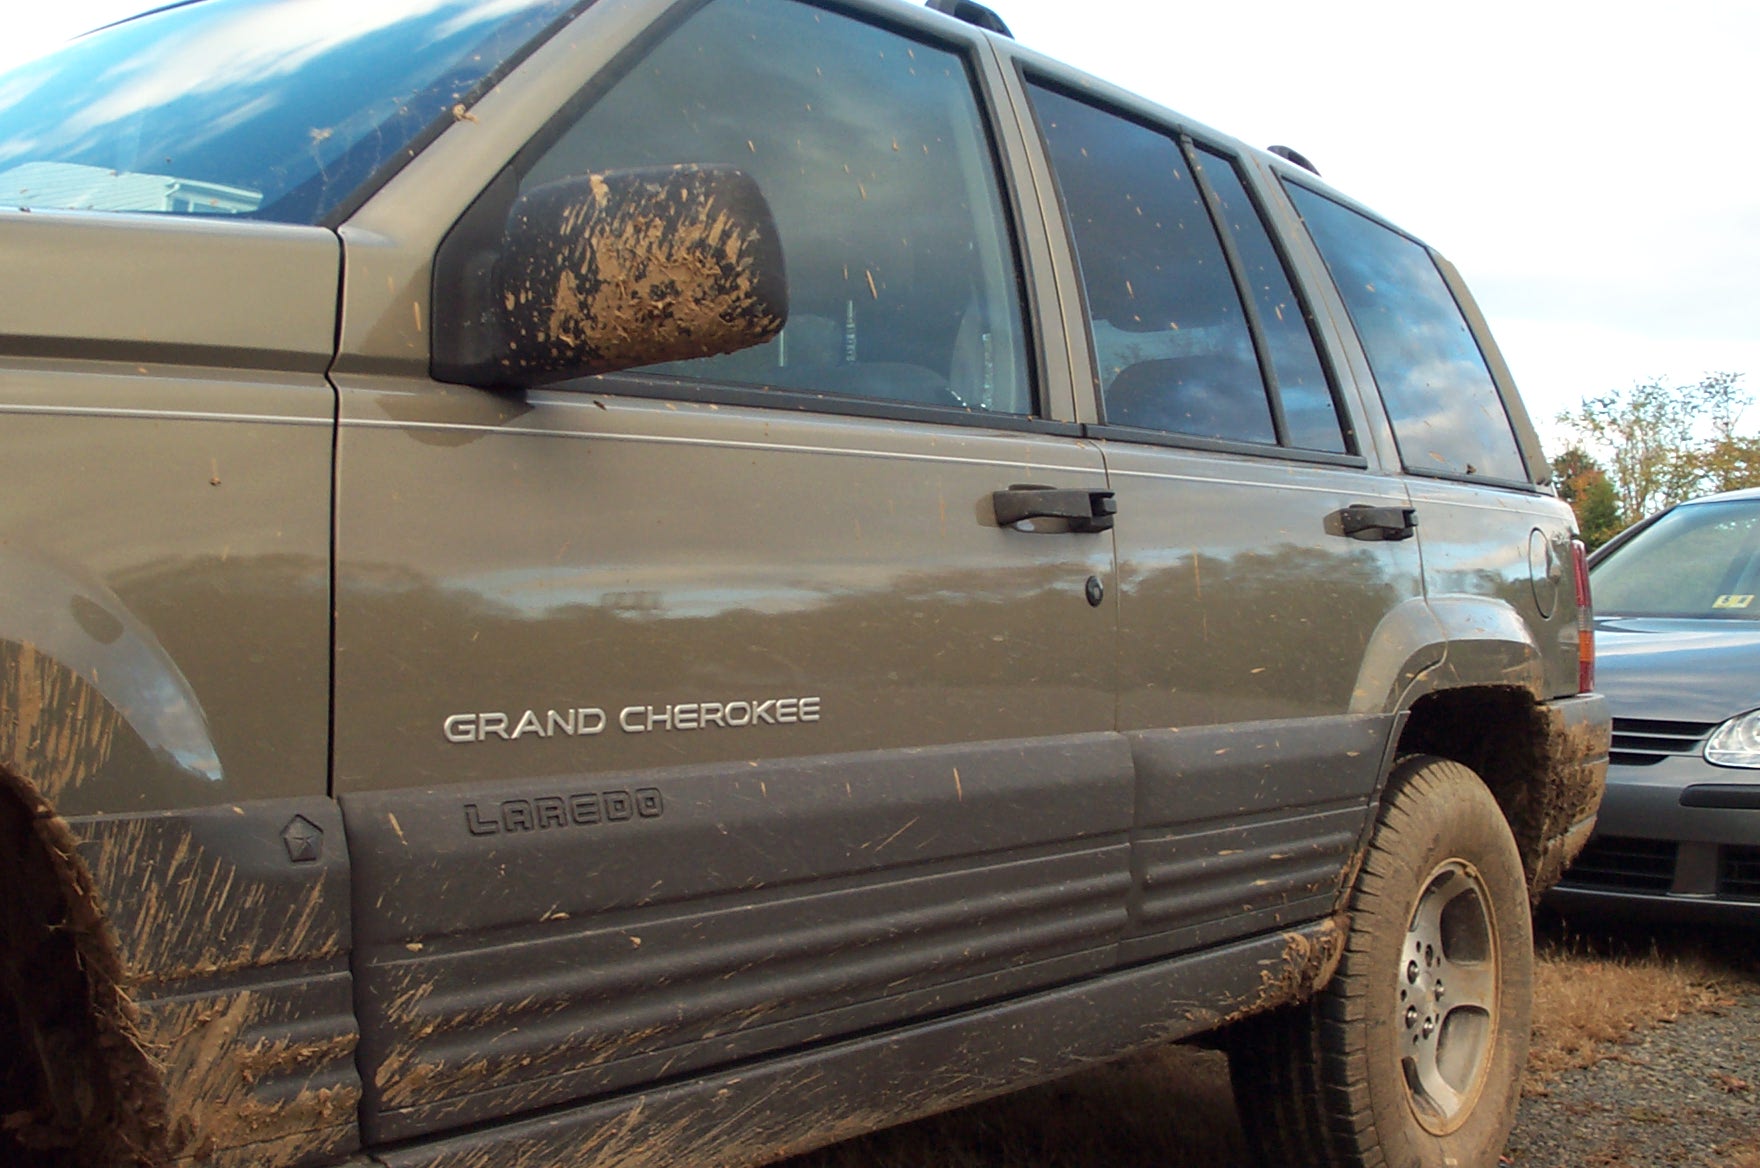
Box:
<box><xmin>1551</xmin><ymin>487</ymin><xmax>1760</xmax><ymax>922</ymax></box>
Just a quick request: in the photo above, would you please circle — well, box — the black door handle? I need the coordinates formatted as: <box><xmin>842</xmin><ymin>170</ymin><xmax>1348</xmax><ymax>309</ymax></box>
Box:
<box><xmin>1335</xmin><ymin>504</ymin><xmax>1417</xmax><ymax>542</ymax></box>
<box><xmin>993</xmin><ymin>484</ymin><xmax>1117</xmax><ymax>533</ymax></box>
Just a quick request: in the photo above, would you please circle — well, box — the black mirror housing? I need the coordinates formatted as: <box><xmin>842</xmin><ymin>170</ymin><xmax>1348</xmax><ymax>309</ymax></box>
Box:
<box><xmin>436</xmin><ymin>164</ymin><xmax>788</xmax><ymax>389</ymax></box>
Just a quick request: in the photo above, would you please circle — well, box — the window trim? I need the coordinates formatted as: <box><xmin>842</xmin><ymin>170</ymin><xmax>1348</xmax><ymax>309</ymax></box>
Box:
<box><xmin>549</xmin><ymin>370</ymin><xmax>1084</xmax><ymax>436</ymax></box>
<box><xmin>1085</xmin><ymin>422</ymin><xmax>1368</xmax><ymax>468</ymax></box>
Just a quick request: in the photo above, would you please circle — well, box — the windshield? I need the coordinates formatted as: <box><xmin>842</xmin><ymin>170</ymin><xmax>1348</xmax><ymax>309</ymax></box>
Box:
<box><xmin>0</xmin><ymin>0</ymin><xmax>580</xmax><ymax>225</ymax></box>
<box><xmin>1592</xmin><ymin>499</ymin><xmax>1760</xmax><ymax>619</ymax></box>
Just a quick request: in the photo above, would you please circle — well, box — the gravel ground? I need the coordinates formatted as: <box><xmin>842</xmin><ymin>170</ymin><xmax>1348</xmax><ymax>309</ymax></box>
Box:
<box><xmin>1507</xmin><ymin>991</ymin><xmax>1760</xmax><ymax>1168</ymax></box>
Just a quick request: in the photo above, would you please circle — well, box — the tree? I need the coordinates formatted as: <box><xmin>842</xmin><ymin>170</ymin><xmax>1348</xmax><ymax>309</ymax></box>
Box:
<box><xmin>1695</xmin><ymin>371</ymin><xmax>1760</xmax><ymax>495</ymax></box>
<box><xmin>1550</xmin><ymin>445</ymin><xmax>1622</xmax><ymax>549</ymax></box>
<box><xmin>1556</xmin><ymin>372</ymin><xmax>1756</xmax><ymax>531</ymax></box>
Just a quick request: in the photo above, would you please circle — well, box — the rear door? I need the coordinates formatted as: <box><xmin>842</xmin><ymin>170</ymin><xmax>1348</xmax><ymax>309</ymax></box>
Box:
<box><xmin>1012</xmin><ymin>75</ymin><xmax>1426</xmax><ymax>960</ymax></box>
<box><xmin>329</xmin><ymin>0</ymin><xmax>1129</xmax><ymax>1142</ymax></box>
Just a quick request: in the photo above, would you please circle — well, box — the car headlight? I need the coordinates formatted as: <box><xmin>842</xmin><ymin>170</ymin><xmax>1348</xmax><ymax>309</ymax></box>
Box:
<box><xmin>1705</xmin><ymin>709</ymin><xmax>1760</xmax><ymax>768</ymax></box>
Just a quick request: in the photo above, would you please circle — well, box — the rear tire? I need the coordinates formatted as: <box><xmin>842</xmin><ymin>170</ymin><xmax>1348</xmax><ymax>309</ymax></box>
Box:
<box><xmin>1228</xmin><ymin>756</ymin><xmax>1532</xmax><ymax>1168</ymax></box>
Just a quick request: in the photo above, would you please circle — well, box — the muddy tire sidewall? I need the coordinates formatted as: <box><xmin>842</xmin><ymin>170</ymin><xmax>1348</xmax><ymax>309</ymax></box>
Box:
<box><xmin>1349</xmin><ymin>757</ymin><xmax>1533</xmax><ymax>1168</ymax></box>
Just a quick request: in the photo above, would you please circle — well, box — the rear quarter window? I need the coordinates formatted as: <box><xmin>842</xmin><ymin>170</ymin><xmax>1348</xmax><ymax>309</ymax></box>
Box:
<box><xmin>1287</xmin><ymin>183</ymin><xmax>1526</xmax><ymax>482</ymax></box>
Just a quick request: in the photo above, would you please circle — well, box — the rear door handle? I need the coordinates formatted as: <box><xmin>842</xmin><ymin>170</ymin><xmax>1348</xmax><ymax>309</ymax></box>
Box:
<box><xmin>1335</xmin><ymin>504</ymin><xmax>1417</xmax><ymax>542</ymax></box>
<box><xmin>993</xmin><ymin>484</ymin><xmax>1117</xmax><ymax>533</ymax></box>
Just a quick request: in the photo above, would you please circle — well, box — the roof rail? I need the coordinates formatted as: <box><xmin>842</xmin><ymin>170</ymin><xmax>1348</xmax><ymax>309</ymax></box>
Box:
<box><xmin>1267</xmin><ymin>145</ymin><xmax>1321</xmax><ymax>176</ymax></box>
<box><xmin>925</xmin><ymin>0</ymin><xmax>1013</xmax><ymax>38</ymax></box>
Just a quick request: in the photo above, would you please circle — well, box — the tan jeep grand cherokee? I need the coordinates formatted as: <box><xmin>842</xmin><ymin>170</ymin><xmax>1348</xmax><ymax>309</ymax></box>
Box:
<box><xmin>0</xmin><ymin>1</ymin><xmax>1607</xmax><ymax>1166</ymax></box>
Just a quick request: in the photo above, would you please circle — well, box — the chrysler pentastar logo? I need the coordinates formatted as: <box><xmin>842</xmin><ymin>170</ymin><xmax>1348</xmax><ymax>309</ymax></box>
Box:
<box><xmin>442</xmin><ymin>695</ymin><xmax>822</xmax><ymax>742</ymax></box>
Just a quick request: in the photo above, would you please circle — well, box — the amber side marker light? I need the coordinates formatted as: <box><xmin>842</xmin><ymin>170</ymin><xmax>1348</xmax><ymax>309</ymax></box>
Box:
<box><xmin>1573</xmin><ymin>538</ymin><xmax>1594</xmax><ymax>693</ymax></box>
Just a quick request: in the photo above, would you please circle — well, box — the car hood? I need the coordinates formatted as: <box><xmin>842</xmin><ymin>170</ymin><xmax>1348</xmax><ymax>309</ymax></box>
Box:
<box><xmin>1594</xmin><ymin>617</ymin><xmax>1760</xmax><ymax>723</ymax></box>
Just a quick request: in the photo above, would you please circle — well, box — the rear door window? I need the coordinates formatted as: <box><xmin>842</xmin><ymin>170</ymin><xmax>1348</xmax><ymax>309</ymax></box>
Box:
<box><xmin>1027</xmin><ymin>85</ymin><xmax>1272</xmax><ymax>444</ymax></box>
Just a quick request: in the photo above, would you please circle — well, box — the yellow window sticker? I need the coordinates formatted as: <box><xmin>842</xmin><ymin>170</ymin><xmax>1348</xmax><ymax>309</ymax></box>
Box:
<box><xmin>1712</xmin><ymin>594</ymin><xmax>1755</xmax><ymax>609</ymax></box>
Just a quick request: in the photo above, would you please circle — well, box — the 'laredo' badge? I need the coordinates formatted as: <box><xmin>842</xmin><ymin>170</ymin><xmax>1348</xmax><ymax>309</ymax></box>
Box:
<box><xmin>464</xmin><ymin>787</ymin><xmax>664</xmax><ymax>836</ymax></box>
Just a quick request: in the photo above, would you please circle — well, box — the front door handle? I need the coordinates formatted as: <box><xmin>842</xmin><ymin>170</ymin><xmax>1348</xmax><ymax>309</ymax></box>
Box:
<box><xmin>993</xmin><ymin>484</ymin><xmax>1117</xmax><ymax>533</ymax></box>
<box><xmin>1335</xmin><ymin>504</ymin><xmax>1418</xmax><ymax>542</ymax></box>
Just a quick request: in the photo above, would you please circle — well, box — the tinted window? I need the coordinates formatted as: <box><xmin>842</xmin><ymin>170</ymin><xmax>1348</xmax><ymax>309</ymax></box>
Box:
<box><xmin>1028</xmin><ymin>86</ymin><xmax>1272</xmax><ymax>445</ymax></box>
<box><xmin>1593</xmin><ymin>500</ymin><xmax>1760</xmax><ymax>619</ymax></box>
<box><xmin>0</xmin><ymin>0</ymin><xmax>574</xmax><ymax>224</ymax></box>
<box><xmin>1287</xmin><ymin>184</ymin><xmax>1526</xmax><ymax>481</ymax></box>
<box><xmin>523</xmin><ymin>0</ymin><xmax>1030</xmax><ymax>414</ymax></box>
<box><xmin>1194</xmin><ymin>150</ymin><xmax>1346</xmax><ymax>453</ymax></box>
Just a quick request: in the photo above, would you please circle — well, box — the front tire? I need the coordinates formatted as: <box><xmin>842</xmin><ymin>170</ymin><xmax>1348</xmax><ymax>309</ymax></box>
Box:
<box><xmin>1228</xmin><ymin>756</ymin><xmax>1532</xmax><ymax>1168</ymax></box>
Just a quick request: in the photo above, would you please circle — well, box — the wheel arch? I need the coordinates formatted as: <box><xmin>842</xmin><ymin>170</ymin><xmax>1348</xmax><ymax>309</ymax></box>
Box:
<box><xmin>0</xmin><ymin>548</ymin><xmax>223</xmax><ymax>815</ymax></box>
<box><xmin>1393</xmin><ymin>685</ymin><xmax>1608</xmax><ymax>900</ymax></box>
<box><xmin>0</xmin><ymin>763</ymin><xmax>169</xmax><ymax>1166</ymax></box>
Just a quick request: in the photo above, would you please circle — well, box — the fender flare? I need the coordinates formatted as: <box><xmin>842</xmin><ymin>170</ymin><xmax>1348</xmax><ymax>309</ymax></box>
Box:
<box><xmin>0</xmin><ymin>548</ymin><xmax>221</xmax><ymax>805</ymax></box>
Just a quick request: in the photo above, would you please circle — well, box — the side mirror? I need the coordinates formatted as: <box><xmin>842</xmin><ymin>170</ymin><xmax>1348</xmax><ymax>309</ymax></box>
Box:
<box><xmin>438</xmin><ymin>164</ymin><xmax>788</xmax><ymax>389</ymax></box>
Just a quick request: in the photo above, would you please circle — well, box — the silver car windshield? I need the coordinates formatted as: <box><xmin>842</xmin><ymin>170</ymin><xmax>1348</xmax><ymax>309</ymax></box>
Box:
<box><xmin>0</xmin><ymin>0</ymin><xmax>579</xmax><ymax>224</ymax></box>
<box><xmin>1593</xmin><ymin>499</ymin><xmax>1760</xmax><ymax>619</ymax></box>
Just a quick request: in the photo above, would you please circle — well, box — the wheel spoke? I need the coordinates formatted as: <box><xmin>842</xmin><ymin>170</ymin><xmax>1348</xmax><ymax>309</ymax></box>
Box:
<box><xmin>1408</xmin><ymin>884</ymin><xmax>1447</xmax><ymax>953</ymax></box>
<box><xmin>1438</xmin><ymin>956</ymin><xmax>1497</xmax><ymax>1015</ymax></box>
<box><xmin>1408</xmin><ymin>1045</ymin><xmax>1466</xmax><ymax>1119</ymax></box>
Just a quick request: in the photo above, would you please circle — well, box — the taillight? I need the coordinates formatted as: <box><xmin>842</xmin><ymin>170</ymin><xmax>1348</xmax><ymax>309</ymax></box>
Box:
<box><xmin>1572</xmin><ymin>538</ymin><xmax>1594</xmax><ymax>693</ymax></box>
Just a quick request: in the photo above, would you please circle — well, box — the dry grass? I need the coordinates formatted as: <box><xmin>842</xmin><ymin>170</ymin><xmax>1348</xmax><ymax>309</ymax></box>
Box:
<box><xmin>1710</xmin><ymin>1138</ymin><xmax>1760</xmax><ymax>1168</ymax></box>
<box><xmin>779</xmin><ymin>917</ymin><xmax>1758</xmax><ymax>1168</ymax></box>
<box><xmin>1525</xmin><ymin>914</ymin><xmax>1760</xmax><ymax>1095</ymax></box>
<box><xmin>1713</xmin><ymin>1138</ymin><xmax>1760</xmax><ymax>1168</ymax></box>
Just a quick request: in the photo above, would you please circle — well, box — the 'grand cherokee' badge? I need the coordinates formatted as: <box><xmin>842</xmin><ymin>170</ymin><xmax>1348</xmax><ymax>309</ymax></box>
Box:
<box><xmin>443</xmin><ymin>696</ymin><xmax>821</xmax><ymax>742</ymax></box>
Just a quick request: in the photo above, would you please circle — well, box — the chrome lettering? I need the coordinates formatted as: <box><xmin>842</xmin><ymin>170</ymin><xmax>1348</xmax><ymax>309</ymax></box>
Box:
<box><xmin>446</xmin><ymin>698</ymin><xmax>821</xmax><ymax>742</ymax></box>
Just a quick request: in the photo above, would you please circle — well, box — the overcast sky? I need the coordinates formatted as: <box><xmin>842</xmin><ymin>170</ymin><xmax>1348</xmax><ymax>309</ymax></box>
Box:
<box><xmin>7</xmin><ymin>0</ymin><xmax>1757</xmax><ymax>451</ymax></box>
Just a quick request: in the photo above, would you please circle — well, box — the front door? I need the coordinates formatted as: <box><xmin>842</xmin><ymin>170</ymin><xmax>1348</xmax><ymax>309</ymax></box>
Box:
<box><xmin>331</xmin><ymin>0</ymin><xmax>1129</xmax><ymax>1141</ymax></box>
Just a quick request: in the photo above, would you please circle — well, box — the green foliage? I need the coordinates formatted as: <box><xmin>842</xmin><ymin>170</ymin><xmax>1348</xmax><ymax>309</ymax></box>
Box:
<box><xmin>1549</xmin><ymin>446</ymin><xmax>1622</xmax><ymax>549</ymax></box>
<box><xmin>1573</xmin><ymin>475</ymin><xmax>1621</xmax><ymax>550</ymax></box>
<box><xmin>1556</xmin><ymin>372</ymin><xmax>1759</xmax><ymax>543</ymax></box>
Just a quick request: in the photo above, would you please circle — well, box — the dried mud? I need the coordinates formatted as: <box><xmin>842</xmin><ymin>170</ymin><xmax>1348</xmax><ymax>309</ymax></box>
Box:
<box><xmin>499</xmin><ymin>166</ymin><xmax>786</xmax><ymax>383</ymax></box>
<box><xmin>139</xmin><ymin>990</ymin><xmax>358</xmax><ymax>1167</ymax></box>
<box><xmin>0</xmin><ymin>641</ymin><xmax>122</xmax><ymax>806</ymax></box>
<box><xmin>0</xmin><ymin>763</ymin><xmax>167</xmax><ymax>1168</ymax></box>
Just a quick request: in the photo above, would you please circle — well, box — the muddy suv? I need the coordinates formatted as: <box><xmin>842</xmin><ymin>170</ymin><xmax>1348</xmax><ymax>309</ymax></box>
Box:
<box><xmin>0</xmin><ymin>2</ymin><xmax>1606</xmax><ymax>1167</ymax></box>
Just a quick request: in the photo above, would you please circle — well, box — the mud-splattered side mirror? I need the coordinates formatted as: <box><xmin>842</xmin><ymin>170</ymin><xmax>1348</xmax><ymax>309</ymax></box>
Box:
<box><xmin>437</xmin><ymin>165</ymin><xmax>788</xmax><ymax>389</ymax></box>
